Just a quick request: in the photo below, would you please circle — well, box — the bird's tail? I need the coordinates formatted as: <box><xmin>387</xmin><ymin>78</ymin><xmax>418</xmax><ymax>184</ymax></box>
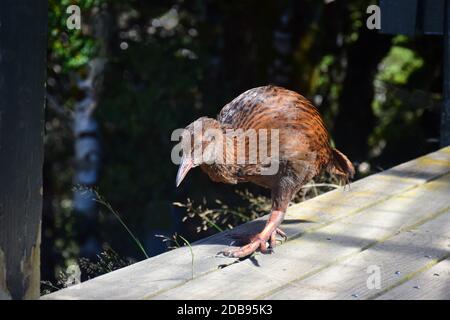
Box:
<box><xmin>327</xmin><ymin>148</ymin><xmax>355</xmax><ymax>183</ymax></box>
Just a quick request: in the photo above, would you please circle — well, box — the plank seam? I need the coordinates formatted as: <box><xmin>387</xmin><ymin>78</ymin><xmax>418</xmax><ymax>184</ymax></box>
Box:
<box><xmin>368</xmin><ymin>254</ymin><xmax>450</xmax><ymax>299</ymax></box>
<box><xmin>142</xmin><ymin>171</ymin><xmax>450</xmax><ymax>300</ymax></box>
<box><xmin>256</xmin><ymin>203</ymin><xmax>450</xmax><ymax>300</ymax></box>
<box><xmin>43</xmin><ymin>150</ymin><xmax>450</xmax><ymax>300</ymax></box>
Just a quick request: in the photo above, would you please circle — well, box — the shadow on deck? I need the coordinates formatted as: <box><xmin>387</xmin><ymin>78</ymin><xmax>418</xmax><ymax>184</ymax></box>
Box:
<box><xmin>42</xmin><ymin>147</ymin><xmax>450</xmax><ymax>300</ymax></box>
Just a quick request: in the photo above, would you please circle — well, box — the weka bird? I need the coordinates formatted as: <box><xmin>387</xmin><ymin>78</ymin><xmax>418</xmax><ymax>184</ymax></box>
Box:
<box><xmin>176</xmin><ymin>85</ymin><xmax>354</xmax><ymax>258</ymax></box>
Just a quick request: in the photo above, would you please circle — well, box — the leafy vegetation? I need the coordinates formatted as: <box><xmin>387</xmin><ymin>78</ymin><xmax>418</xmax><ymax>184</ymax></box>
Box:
<box><xmin>43</xmin><ymin>0</ymin><xmax>444</xmax><ymax>289</ymax></box>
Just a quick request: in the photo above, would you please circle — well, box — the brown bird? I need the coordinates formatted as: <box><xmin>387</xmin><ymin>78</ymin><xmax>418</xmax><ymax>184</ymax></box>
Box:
<box><xmin>176</xmin><ymin>85</ymin><xmax>354</xmax><ymax>258</ymax></box>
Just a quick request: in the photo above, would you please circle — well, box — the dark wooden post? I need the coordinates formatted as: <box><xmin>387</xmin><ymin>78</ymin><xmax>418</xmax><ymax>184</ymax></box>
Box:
<box><xmin>380</xmin><ymin>0</ymin><xmax>450</xmax><ymax>147</ymax></box>
<box><xmin>442</xmin><ymin>0</ymin><xmax>450</xmax><ymax>147</ymax></box>
<box><xmin>0</xmin><ymin>1</ymin><xmax>47</xmax><ymax>299</ymax></box>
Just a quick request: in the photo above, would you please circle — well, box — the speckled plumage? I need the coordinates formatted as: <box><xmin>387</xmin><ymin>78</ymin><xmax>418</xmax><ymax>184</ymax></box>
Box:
<box><xmin>177</xmin><ymin>85</ymin><xmax>354</xmax><ymax>257</ymax></box>
<box><xmin>202</xmin><ymin>86</ymin><xmax>352</xmax><ymax>201</ymax></box>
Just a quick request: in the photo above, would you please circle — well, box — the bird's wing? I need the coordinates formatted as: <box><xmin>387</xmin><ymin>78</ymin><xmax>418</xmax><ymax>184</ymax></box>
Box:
<box><xmin>218</xmin><ymin>85</ymin><xmax>332</xmax><ymax>173</ymax></box>
<box><xmin>218</xmin><ymin>86</ymin><xmax>327</xmax><ymax>134</ymax></box>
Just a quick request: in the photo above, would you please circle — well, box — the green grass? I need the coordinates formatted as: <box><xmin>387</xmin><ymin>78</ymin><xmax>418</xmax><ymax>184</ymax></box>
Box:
<box><xmin>92</xmin><ymin>189</ymin><xmax>150</xmax><ymax>259</ymax></box>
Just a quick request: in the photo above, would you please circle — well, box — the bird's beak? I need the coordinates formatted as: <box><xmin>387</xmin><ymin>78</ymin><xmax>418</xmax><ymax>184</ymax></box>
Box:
<box><xmin>176</xmin><ymin>156</ymin><xmax>194</xmax><ymax>187</ymax></box>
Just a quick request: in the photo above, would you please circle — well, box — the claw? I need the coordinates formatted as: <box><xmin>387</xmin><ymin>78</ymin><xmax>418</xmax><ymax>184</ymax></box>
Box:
<box><xmin>270</xmin><ymin>232</ymin><xmax>277</xmax><ymax>249</ymax></box>
<box><xmin>219</xmin><ymin>239</ymin><xmax>261</xmax><ymax>258</ymax></box>
<box><xmin>276</xmin><ymin>228</ymin><xmax>287</xmax><ymax>242</ymax></box>
<box><xmin>219</xmin><ymin>227</ymin><xmax>287</xmax><ymax>258</ymax></box>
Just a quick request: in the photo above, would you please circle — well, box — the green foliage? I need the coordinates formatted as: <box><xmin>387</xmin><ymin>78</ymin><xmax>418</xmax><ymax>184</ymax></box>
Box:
<box><xmin>48</xmin><ymin>0</ymin><xmax>102</xmax><ymax>70</ymax></box>
<box><xmin>41</xmin><ymin>247</ymin><xmax>134</xmax><ymax>295</ymax></box>
<box><xmin>175</xmin><ymin>190</ymin><xmax>271</xmax><ymax>234</ymax></box>
<box><xmin>44</xmin><ymin>0</ymin><xmax>443</xmax><ymax>285</ymax></box>
<box><xmin>378</xmin><ymin>46</ymin><xmax>423</xmax><ymax>85</ymax></box>
<box><xmin>175</xmin><ymin>177</ymin><xmax>341</xmax><ymax>236</ymax></box>
<box><xmin>370</xmin><ymin>36</ymin><xmax>440</xmax><ymax>161</ymax></box>
<box><xmin>94</xmin><ymin>189</ymin><xmax>149</xmax><ymax>259</ymax></box>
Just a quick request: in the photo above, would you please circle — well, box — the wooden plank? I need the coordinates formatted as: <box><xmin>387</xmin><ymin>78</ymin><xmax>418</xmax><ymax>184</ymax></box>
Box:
<box><xmin>376</xmin><ymin>258</ymin><xmax>450</xmax><ymax>300</ymax></box>
<box><xmin>0</xmin><ymin>1</ymin><xmax>47</xmax><ymax>300</ymax></box>
<box><xmin>148</xmin><ymin>173</ymin><xmax>450</xmax><ymax>299</ymax></box>
<box><xmin>264</xmin><ymin>208</ymin><xmax>450</xmax><ymax>299</ymax></box>
<box><xmin>42</xmin><ymin>147</ymin><xmax>450</xmax><ymax>299</ymax></box>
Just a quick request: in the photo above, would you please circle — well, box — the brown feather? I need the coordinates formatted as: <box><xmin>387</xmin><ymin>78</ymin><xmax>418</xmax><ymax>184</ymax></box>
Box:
<box><xmin>182</xmin><ymin>85</ymin><xmax>354</xmax><ymax>211</ymax></box>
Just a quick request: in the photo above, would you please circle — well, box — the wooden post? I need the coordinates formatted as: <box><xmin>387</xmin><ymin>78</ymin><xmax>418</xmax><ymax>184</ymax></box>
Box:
<box><xmin>0</xmin><ymin>1</ymin><xmax>47</xmax><ymax>299</ymax></box>
<box><xmin>442</xmin><ymin>0</ymin><xmax>450</xmax><ymax>147</ymax></box>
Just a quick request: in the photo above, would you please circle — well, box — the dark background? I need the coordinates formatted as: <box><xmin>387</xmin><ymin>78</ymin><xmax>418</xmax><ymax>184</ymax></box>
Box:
<box><xmin>43</xmin><ymin>0</ymin><xmax>444</xmax><ymax>290</ymax></box>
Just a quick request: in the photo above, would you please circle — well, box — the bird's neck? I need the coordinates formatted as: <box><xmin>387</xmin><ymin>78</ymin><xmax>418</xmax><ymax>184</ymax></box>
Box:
<box><xmin>200</xmin><ymin>162</ymin><xmax>239</xmax><ymax>184</ymax></box>
<box><xmin>199</xmin><ymin>128</ymin><xmax>242</xmax><ymax>184</ymax></box>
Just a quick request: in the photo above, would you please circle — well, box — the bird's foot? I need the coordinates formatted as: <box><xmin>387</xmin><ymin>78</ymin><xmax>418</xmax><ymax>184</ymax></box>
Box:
<box><xmin>220</xmin><ymin>228</ymin><xmax>287</xmax><ymax>258</ymax></box>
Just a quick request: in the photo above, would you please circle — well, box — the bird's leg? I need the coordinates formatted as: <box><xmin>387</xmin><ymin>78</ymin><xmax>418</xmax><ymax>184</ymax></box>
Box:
<box><xmin>221</xmin><ymin>210</ymin><xmax>286</xmax><ymax>258</ymax></box>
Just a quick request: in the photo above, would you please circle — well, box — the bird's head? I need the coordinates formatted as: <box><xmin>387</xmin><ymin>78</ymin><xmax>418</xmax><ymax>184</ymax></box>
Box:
<box><xmin>176</xmin><ymin>117</ymin><xmax>222</xmax><ymax>187</ymax></box>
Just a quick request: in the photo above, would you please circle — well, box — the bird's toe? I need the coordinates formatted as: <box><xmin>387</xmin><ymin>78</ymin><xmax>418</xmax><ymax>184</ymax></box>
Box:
<box><xmin>219</xmin><ymin>236</ymin><xmax>265</xmax><ymax>258</ymax></box>
<box><xmin>276</xmin><ymin>227</ymin><xmax>287</xmax><ymax>242</ymax></box>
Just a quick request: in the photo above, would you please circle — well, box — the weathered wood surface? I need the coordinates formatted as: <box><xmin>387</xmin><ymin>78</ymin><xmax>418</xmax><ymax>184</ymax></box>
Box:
<box><xmin>376</xmin><ymin>257</ymin><xmax>450</xmax><ymax>300</ymax></box>
<box><xmin>42</xmin><ymin>147</ymin><xmax>450</xmax><ymax>300</ymax></box>
<box><xmin>0</xmin><ymin>1</ymin><xmax>47</xmax><ymax>300</ymax></box>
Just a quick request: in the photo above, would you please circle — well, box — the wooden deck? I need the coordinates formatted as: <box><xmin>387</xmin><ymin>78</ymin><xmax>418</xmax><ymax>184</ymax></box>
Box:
<box><xmin>42</xmin><ymin>147</ymin><xmax>450</xmax><ymax>300</ymax></box>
